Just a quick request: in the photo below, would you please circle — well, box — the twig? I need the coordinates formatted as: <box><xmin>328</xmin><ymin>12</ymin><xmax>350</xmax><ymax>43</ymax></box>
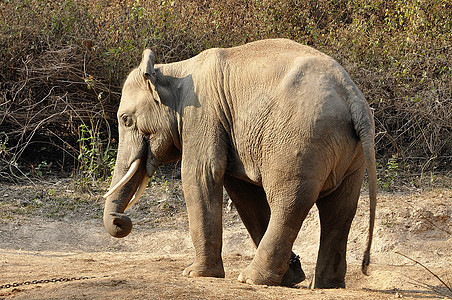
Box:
<box><xmin>396</xmin><ymin>251</ymin><xmax>452</xmax><ymax>294</ymax></box>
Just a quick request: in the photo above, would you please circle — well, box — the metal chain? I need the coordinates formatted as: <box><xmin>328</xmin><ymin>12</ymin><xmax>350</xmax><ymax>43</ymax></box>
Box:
<box><xmin>0</xmin><ymin>276</ymin><xmax>95</xmax><ymax>290</ymax></box>
<box><xmin>289</xmin><ymin>255</ymin><xmax>300</xmax><ymax>265</ymax></box>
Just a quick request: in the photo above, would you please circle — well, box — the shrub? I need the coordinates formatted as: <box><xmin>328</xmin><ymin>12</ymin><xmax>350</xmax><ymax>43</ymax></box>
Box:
<box><xmin>0</xmin><ymin>0</ymin><xmax>450</xmax><ymax>183</ymax></box>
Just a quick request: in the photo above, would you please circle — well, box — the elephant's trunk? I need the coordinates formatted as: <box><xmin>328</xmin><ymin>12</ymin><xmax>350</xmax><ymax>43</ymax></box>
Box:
<box><xmin>103</xmin><ymin>158</ymin><xmax>141</xmax><ymax>238</ymax></box>
<box><xmin>103</xmin><ymin>157</ymin><xmax>156</xmax><ymax>238</ymax></box>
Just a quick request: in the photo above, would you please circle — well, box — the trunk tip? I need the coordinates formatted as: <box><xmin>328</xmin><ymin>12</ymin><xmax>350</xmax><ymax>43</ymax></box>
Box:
<box><xmin>104</xmin><ymin>212</ymin><xmax>133</xmax><ymax>238</ymax></box>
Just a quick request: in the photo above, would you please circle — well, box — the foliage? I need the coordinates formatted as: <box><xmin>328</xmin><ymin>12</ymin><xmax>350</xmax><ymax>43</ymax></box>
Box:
<box><xmin>77</xmin><ymin>123</ymin><xmax>116</xmax><ymax>188</ymax></box>
<box><xmin>0</xmin><ymin>0</ymin><xmax>450</xmax><ymax>183</ymax></box>
<box><xmin>378</xmin><ymin>155</ymin><xmax>399</xmax><ymax>190</ymax></box>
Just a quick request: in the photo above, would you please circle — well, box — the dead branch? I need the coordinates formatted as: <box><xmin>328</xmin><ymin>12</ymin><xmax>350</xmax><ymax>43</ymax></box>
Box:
<box><xmin>396</xmin><ymin>251</ymin><xmax>452</xmax><ymax>295</ymax></box>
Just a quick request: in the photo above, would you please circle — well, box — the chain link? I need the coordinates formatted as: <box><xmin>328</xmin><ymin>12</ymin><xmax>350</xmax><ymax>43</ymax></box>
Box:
<box><xmin>0</xmin><ymin>276</ymin><xmax>95</xmax><ymax>290</ymax></box>
<box><xmin>289</xmin><ymin>255</ymin><xmax>300</xmax><ymax>265</ymax></box>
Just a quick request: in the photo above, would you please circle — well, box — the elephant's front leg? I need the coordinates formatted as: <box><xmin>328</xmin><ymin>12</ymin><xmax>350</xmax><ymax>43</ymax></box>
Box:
<box><xmin>181</xmin><ymin>162</ymin><xmax>225</xmax><ymax>278</ymax></box>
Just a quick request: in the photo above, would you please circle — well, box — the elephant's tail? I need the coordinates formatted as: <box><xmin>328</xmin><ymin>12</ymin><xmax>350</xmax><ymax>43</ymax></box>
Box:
<box><xmin>350</xmin><ymin>97</ymin><xmax>377</xmax><ymax>276</ymax></box>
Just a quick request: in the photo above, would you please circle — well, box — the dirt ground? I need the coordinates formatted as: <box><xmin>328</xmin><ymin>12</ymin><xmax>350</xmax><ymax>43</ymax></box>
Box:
<box><xmin>0</xmin><ymin>178</ymin><xmax>451</xmax><ymax>299</ymax></box>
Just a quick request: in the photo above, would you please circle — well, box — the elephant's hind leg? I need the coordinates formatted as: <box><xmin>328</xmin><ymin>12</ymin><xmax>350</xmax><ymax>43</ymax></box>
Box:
<box><xmin>224</xmin><ymin>175</ymin><xmax>269</xmax><ymax>247</ymax></box>
<box><xmin>234</xmin><ymin>178</ymin><xmax>318</xmax><ymax>286</ymax></box>
<box><xmin>223</xmin><ymin>175</ymin><xmax>305</xmax><ymax>286</ymax></box>
<box><xmin>313</xmin><ymin>166</ymin><xmax>365</xmax><ymax>289</ymax></box>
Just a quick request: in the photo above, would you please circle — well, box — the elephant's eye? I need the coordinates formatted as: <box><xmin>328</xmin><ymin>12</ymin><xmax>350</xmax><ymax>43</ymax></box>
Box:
<box><xmin>121</xmin><ymin>114</ymin><xmax>133</xmax><ymax>127</ymax></box>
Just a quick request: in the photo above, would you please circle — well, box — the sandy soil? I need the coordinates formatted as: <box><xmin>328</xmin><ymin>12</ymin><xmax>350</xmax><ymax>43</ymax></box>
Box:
<box><xmin>0</xmin><ymin>180</ymin><xmax>451</xmax><ymax>299</ymax></box>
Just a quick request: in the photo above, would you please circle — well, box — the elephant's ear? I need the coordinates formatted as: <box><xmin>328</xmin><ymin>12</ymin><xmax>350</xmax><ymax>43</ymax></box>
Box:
<box><xmin>139</xmin><ymin>49</ymin><xmax>161</xmax><ymax>103</ymax></box>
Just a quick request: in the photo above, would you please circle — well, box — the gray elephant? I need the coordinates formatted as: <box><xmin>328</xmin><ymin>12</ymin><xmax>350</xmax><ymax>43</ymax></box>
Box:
<box><xmin>103</xmin><ymin>39</ymin><xmax>377</xmax><ymax>288</ymax></box>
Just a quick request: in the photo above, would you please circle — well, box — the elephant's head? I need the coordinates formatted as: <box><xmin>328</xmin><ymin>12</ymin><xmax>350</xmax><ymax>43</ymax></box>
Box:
<box><xmin>103</xmin><ymin>49</ymin><xmax>181</xmax><ymax>238</ymax></box>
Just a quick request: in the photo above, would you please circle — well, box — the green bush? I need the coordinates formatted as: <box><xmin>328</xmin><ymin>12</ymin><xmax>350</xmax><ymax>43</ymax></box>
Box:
<box><xmin>77</xmin><ymin>123</ymin><xmax>116</xmax><ymax>188</ymax></box>
<box><xmin>0</xmin><ymin>0</ymin><xmax>450</xmax><ymax>183</ymax></box>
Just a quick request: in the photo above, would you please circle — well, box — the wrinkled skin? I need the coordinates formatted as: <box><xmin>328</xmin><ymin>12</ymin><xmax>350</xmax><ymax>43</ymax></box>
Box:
<box><xmin>103</xmin><ymin>39</ymin><xmax>377</xmax><ymax>288</ymax></box>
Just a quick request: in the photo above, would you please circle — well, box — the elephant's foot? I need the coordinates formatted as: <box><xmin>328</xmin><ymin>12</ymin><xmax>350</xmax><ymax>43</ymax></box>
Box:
<box><xmin>238</xmin><ymin>254</ymin><xmax>305</xmax><ymax>286</ymax></box>
<box><xmin>237</xmin><ymin>262</ymin><xmax>282</xmax><ymax>286</ymax></box>
<box><xmin>183</xmin><ymin>260</ymin><xmax>225</xmax><ymax>278</ymax></box>
<box><xmin>281</xmin><ymin>255</ymin><xmax>306</xmax><ymax>286</ymax></box>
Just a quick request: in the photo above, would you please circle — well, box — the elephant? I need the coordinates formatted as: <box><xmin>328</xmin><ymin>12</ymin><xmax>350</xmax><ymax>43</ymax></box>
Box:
<box><xmin>103</xmin><ymin>39</ymin><xmax>377</xmax><ymax>288</ymax></box>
